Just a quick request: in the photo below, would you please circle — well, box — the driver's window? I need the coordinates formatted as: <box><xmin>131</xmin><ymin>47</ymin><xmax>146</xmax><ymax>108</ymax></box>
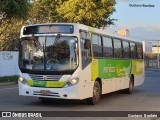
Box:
<box><xmin>80</xmin><ymin>30</ymin><xmax>91</xmax><ymax>69</ymax></box>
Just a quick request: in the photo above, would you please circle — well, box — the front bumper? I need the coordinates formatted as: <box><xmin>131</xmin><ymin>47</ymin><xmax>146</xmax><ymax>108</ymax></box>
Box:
<box><xmin>18</xmin><ymin>81</ymin><xmax>81</xmax><ymax>100</ymax></box>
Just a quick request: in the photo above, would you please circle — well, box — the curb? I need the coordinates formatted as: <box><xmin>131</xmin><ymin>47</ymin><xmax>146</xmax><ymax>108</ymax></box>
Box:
<box><xmin>145</xmin><ymin>68</ymin><xmax>160</xmax><ymax>71</ymax></box>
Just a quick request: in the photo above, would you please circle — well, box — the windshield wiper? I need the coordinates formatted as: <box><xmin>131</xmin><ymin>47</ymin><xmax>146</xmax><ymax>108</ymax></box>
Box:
<box><xmin>54</xmin><ymin>33</ymin><xmax>61</xmax><ymax>44</ymax></box>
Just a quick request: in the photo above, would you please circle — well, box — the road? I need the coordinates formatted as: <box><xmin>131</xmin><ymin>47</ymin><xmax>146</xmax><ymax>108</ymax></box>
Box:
<box><xmin>0</xmin><ymin>69</ymin><xmax>160</xmax><ymax>119</ymax></box>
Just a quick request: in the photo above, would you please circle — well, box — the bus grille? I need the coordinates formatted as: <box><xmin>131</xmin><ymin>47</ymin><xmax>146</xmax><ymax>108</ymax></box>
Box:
<box><xmin>33</xmin><ymin>91</ymin><xmax>60</xmax><ymax>97</ymax></box>
<box><xmin>29</xmin><ymin>74</ymin><xmax>62</xmax><ymax>81</ymax></box>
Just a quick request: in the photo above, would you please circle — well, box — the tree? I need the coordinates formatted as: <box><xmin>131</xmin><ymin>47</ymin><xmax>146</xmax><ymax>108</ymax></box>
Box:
<box><xmin>29</xmin><ymin>0</ymin><xmax>116</xmax><ymax>27</ymax></box>
<box><xmin>57</xmin><ymin>0</ymin><xmax>116</xmax><ymax>27</ymax></box>
<box><xmin>0</xmin><ymin>18</ymin><xmax>24</xmax><ymax>50</ymax></box>
<box><xmin>0</xmin><ymin>0</ymin><xmax>117</xmax><ymax>50</ymax></box>
<box><xmin>28</xmin><ymin>0</ymin><xmax>67</xmax><ymax>24</ymax></box>
<box><xmin>0</xmin><ymin>0</ymin><xmax>29</xmax><ymax>24</ymax></box>
<box><xmin>0</xmin><ymin>0</ymin><xmax>29</xmax><ymax>50</ymax></box>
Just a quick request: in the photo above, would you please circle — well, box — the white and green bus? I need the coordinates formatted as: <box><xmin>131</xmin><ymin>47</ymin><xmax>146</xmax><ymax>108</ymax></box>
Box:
<box><xmin>18</xmin><ymin>23</ymin><xmax>144</xmax><ymax>104</ymax></box>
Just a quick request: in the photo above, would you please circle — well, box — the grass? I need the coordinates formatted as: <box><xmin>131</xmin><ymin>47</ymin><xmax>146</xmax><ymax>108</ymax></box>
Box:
<box><xmin>0</xmin><ymin>75</ymin><xmax>18</xmax><ymax>83</ymax></box>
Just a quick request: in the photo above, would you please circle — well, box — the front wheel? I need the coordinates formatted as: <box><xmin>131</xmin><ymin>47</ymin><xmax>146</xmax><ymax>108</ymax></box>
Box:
<box><xmin>87</xmin><ymin>81</ymin><xmax>101</xmax><ymax>105</ymax></box>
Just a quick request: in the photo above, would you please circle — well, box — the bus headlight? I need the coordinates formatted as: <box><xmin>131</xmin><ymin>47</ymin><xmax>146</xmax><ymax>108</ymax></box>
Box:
<box><xmin>18</xmin><ymin>76</ymin><xmax>26</xmax><ymax>83</ymax></box>
<box><xmin>64</xmin><ymin>78</ymin><xmax>79</xmax><ymax>88</ymax></box>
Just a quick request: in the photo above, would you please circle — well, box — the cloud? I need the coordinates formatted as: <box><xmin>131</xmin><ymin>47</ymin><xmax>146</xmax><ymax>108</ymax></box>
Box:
<box><xmin>109</xmin><ymin>24</ymin><xmax>160</xmax><ymax>40</ymax></box>
<box><xmin>129</xmin><ymin>26</ymin><xmax>160</xmax><ymax>40</ymax></box>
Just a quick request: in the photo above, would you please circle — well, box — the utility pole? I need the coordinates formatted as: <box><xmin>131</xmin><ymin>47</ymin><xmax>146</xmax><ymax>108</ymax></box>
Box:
<box><xmin>157</xmin><ymin>40</ymin><xmax>160</xmax><ymax>68</ymax></box>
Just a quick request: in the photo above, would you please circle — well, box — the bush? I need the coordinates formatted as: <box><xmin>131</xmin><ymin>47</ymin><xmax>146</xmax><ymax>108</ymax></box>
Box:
<box><xmin>0</xmin><ymin>76</ymin><xmax>18</xmax><ymax>83</ymax></box>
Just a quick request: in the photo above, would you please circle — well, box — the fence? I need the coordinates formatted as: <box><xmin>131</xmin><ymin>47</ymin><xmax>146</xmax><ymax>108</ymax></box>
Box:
<box><xmin>143</xmin><ymin>40</ymin><xmax>160</xmax><ymax>69</ymax></box>
<box><xmin>0</xmin><ymin>51</ymin><xmax>19</xmax><ymax>76</ymax></box>
<box><xmin>144</xmin><ymin>53</ymin><xmax>160</xmax><ymax>68</ymax></box>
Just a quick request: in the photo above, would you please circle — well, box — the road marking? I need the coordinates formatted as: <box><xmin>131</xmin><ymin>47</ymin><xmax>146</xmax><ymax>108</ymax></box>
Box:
<box><xmin>0</xmin><ymin>87</ymin><xmax>18</xmax><ymax>91</ymax></box>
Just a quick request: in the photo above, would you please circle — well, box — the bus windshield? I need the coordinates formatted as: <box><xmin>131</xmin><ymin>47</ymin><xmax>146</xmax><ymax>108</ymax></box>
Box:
<box><xmin>19</xmin><ymin>36</ymin><xmax>78</xmax><ymax>71</ymax></box>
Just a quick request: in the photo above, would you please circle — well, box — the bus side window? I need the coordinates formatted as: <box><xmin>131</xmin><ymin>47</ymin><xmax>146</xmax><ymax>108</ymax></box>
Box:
<box><xmin>113</xmin><ymin>39</ymin><xmax>122</xmax><ymax>58</ymax></box>
<box><xmin>122</xmin><ymin>41</ymin><xmax>130</xmax><ymax>59</ymax></box>
<box><xmin>137</xmin><ymin>44</ymin><xmax>143</xmax><ymax>59</ymax></box>
<box><xmin>130</xmin><ymin>42</ymin><xmax>137</xmax><ymax>59</ymax></box>
<box><xmin>92</xmin><ymin>34</ymin><xmax>103</xmax><ymax>58</ymax></box>
<box><xmin>102</xmin><ymin>37</ymin><xmax>113</xmax><ymax>58</ymax></box>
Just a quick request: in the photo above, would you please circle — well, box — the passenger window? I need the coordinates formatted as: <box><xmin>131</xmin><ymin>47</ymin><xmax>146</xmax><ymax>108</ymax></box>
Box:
<box><xmin>137</xmin><ymin>44</ymin><xmax>143</xmax><ymax>59</ymax></box>
<box><xmin>103</xmin><ymin>37</ymin><xmax>113</xmax><ymax>58</ymax></box>
<box><xmin>92</xmin><ymin>34</ymin><xmax>103</xmax><ymax>57</ymax></box>
<box><xmin>122</xmin><ymin>41</ymin><xmax>130</xmax><ymax>58</ymax></box>
<box><xmin>130</xmin><ymin>42</ymin><xmax>137</xmax><ymax>59</ymax></box>
<box><xmin>113</xmin><ymin>39</ymin><xmax>122</xmax><ymax>58</ymax></box>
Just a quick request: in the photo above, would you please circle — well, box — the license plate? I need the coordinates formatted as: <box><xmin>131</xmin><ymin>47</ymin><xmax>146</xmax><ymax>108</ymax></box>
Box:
<box><xmin>40</xmin><ymin>90</ymin><xmax>50</xmax><ymax>95</ymax></box>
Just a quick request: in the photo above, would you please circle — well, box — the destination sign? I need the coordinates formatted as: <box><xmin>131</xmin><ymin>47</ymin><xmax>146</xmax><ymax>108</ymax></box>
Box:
<box><xmin>23</xmin><ymin>25</ymin><xmax>74</xmax><ymax>35</ymax></box>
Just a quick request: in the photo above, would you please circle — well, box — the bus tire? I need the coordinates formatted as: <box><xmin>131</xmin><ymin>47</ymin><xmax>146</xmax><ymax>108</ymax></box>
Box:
<box><xmin>125</xmin><ymin>76</ymin><xmax>134</xmax><ymax>94</ymax></box>
<box><xmin>87</xmin><ymin>81</ymin><xmax>101</xmax><ymax>105</ymax></box>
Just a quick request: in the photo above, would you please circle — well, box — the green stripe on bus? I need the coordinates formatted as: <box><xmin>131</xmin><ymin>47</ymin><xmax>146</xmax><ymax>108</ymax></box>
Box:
<box><xmin>46</xmin><ymin>81</ymin><xmax>66</xmax><ymax>88</ymax></box>
<box><xmin>26</xmin><ymin>80</ymin><xmax>66</xmax><ymax>88</ymax></box>
<box><xmin>131</xmin><ymin>60</ymin><xmax>143</xmax><ymax>75</ymax></box>
<box><xmin>33</xmin><ymin>81</ymin><xmax>47</xmax><ymax>87</ymax></box>
<box><xmin>26</xmin><ymin>80</ymin><xmax>33</xmax><ymax>86</ymax></box>
<box><xmin>98</xmin><ymin>59</ymin><xmax>131</xmax><ymax>79</ymax></box>
<box><xmin>91</xmin><ymin>59</ymin><xmax>143</xmax><ymax>80</ymax></box>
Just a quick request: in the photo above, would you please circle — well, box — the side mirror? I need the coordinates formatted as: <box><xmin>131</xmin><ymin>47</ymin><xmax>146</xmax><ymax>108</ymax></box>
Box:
<box><xmin>84</xmin><ymin>39</ymin><xmax>90</xmax><ymax>49</ymax></box>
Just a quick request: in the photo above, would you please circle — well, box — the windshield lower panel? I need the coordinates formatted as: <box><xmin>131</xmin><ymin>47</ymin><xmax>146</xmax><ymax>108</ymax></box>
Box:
<box><xmin>19</xmin><ymin>36</ymin><xmax>79</xmax><ymax>73</ymax></box>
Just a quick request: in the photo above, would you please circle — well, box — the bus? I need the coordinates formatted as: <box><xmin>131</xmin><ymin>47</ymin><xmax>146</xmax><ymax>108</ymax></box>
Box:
<box><xmin>18</xmin><ymin>23</ymin><xmax>144</xmax><ymax>105</ymax></box>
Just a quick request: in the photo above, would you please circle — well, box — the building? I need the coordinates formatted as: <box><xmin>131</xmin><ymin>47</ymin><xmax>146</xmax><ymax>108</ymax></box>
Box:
<box><xmin>116</xmin><ymin>29</ymin><xmax>129</xmax><ymax>36</ymax></box>
<box><xmin>152</xmin><ymin>45</ymin><xmax>160</xmax><ymax>53</ymax></box>
<box><xmin>142</xmin><ymin>41</ymin><xmax>152</xmax><ymax>53</ymax></box>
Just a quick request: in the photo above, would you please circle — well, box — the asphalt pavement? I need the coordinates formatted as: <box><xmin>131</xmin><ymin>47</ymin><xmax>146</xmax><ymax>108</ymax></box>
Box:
<box><xmin>0</xmin><ymin>69</ymin><xmax>160</xmax><ymax>120</ymax></box>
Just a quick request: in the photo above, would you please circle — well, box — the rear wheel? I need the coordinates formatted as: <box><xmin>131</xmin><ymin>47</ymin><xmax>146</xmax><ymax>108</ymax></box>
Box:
<box><xmin>87</xmin><ymin>81</ymin><xmax>101</xmax><ymax>105</ymax></box>
<box><xmin>125</xmin><ymin>76</ymin><xmax>134</xmax><ymax>94</ymax></box>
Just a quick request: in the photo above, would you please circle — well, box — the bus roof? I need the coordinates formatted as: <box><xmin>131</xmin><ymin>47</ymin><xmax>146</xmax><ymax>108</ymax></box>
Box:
<box><xmin>22</xmin><ymin>23</ymin><xmax>142</xmax><ymax>44</ymax></box>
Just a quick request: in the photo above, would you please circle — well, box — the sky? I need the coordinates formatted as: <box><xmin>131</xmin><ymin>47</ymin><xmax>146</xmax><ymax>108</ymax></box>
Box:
<box><xmin>110</xmin><ymin>0</ymin><xmax>160</xmax><ymax>41</ymax></box>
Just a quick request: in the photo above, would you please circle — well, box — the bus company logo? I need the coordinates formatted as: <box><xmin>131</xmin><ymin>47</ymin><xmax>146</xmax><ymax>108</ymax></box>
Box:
<box><xmin>104</xmin><ymin>66</ymin><xmax>115</xmax><ymax>73</ymax></box>
<box><xmin>2</xmin><ymin>112</ymin><xmax>11</xmax><ymax>117</ymax></box>
<box><xmin>43</xmin><ymin>75</ymin><xmax>47</xmax><ymax>80</ymax></box>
